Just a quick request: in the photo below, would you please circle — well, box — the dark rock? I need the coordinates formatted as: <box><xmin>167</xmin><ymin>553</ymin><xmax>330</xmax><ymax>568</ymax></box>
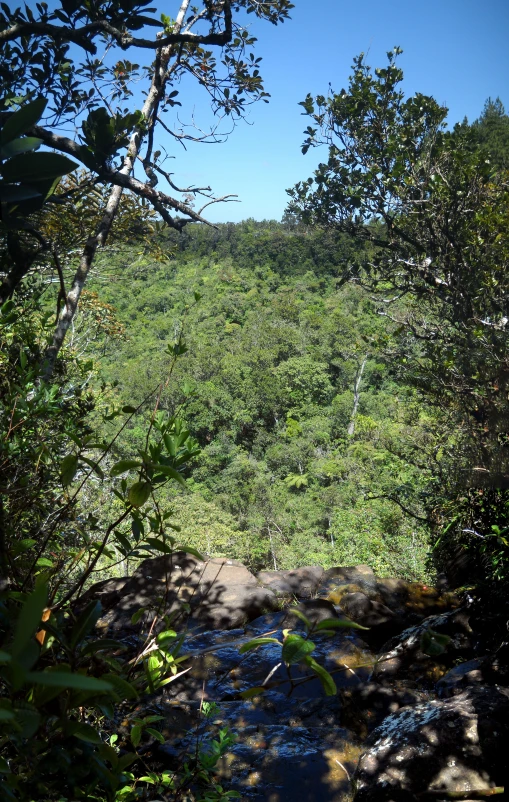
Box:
<box><xmin>284</xmin><ymin>598</ymin><xmax>341</xmax><ymax>628</ymax></box>
<box><xmin>341</xmin><ymin>682</ymin><xmax>430</xmax><ymax>737</ymax></box>
<box><xmin>154</xmin><ymin>695</ymin><xmax>362</xmax><ymax>801</ymax></box>
<box><xmin>78</xmin><ymin>576</ymin><xmax>129</xmax><ymax>610</ymax></box>
<box><xmin>318</xmin><ymin>565</ymin><xmax>378</xmax><ymax>599</ymax></box>
<box><xmin>373</xmin><ymin>608</ymin><xmax>474</xmax><ymax>684</ymax></box>
<box><xmin>257</xmin><ymin>566</ymin><xmax>324</xmax><ymax>598</ymax></box>
<box><xmin>437</xmin><ymin>647</ymin><xmax>509</xmax><ymax>697</ymax></box>
<box><xmin>354</xmin><ymin>686</ymin><xmax>509</xmax><ymax>801</ymax></box>
<box><xmin>96</xmin><ymin>552</ymin><xmax>278</xmax><ymax>633</ymax></box>
<box><xmin>375</xmin><ymin>578</ymin><xmax>459</xmax><ymax>620</ymax></box>
<box><xmin>436</xmin><ymin>658</ymin><xmax>487</xmax><ymax>698</ymax></box>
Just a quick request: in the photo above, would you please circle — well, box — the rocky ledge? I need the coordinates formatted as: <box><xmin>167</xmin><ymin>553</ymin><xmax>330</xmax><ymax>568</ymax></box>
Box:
<box><xmin>81</xmin><ymin>553</ymin><xmax>509</xmax><ymax>801</ymax></box>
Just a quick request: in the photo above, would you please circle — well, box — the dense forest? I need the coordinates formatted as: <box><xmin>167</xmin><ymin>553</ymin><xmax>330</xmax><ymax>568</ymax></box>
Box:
<box><xmin>1</xmin><ymin>1</ymin><xmax>509</xmax><ymax>799</ymax></box>
<box><xmin>90</xmin><ymin>220</ymin><xmax>435</xmax><ymax>579</ymax></box>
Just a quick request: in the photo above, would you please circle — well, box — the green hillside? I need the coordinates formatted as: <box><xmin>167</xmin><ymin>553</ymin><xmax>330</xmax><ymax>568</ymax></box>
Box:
<box><xmin>87</xmin><ymin>221</ymin><xmax>439</xmax><ymax>579</ymax></box>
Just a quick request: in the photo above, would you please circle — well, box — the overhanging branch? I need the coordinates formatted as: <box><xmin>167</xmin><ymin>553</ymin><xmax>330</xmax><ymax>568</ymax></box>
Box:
<box><xmin>0</xmin><ymin>4</ymin><xmax>233</xmax><ymax>54</ymax></box>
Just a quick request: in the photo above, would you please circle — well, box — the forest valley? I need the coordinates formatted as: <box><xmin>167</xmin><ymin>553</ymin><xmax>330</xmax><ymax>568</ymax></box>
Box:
<box><xmin>1</xmin><ymin>2</ymin><xmax>509</xmax><ymax>799</ymax></box>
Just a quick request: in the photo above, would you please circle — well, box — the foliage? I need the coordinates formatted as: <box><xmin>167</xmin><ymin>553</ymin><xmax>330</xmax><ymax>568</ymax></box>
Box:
<box><xmin>0</xmin><ymin>284</ymin><xmax>246</xmax><ymax>800</ymax></box>
<box><xmin>89</xmin><ymin>220</ymin><xmax>437</xmax><ymax>580</ymax></box>
<box><xmin>0</xmin><ymin>0</ymin><xmax>294</xmax><ymax>374</ymax></box>
<box><xmin>239</xmin><ymin>606</ymin><xmax>368</xmax><ymax>699</ymax></box>
<box><xmin>0</xmin><ymin>583</ymin><xmax>239</xmax><ymax>801</ymax></box>
<box><xmin>288</xmin><ymin>49</ymin><xmax>509</xmax><ymax>582</ymax></box>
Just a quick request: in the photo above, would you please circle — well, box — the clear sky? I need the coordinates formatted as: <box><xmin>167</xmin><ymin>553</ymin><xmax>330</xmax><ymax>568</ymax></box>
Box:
<box><xmin>156</xmin><ymin>0</ymin><xmax>509</xmax><ymax>223</ymax></box>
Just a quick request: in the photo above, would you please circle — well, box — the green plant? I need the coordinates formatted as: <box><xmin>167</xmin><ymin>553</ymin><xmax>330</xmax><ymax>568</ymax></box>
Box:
<box><xmin>238</xmin><ymin>607</ymin><xmax>369</xmax><ymax>699</ymax></box>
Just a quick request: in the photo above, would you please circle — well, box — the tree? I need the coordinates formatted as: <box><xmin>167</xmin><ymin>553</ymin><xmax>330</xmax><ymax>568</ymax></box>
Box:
<box><xmin>471</xmin><ymin>97</ymin><xmax>509</xmax><ymax>171</ymax></box>
<box><xmin>287</xmin><ymin>49</ymin><xmax>509</xmax><ymax>581</ymax></box>
<box><xmin>1</xmin><ymin>0</ymin><xmax>293</xmax><ymax>375</ymax></box>
<box><xmin>288</xmin><ymin>49</ymin><xmax>509</xmax><ymax>492</ymax></box>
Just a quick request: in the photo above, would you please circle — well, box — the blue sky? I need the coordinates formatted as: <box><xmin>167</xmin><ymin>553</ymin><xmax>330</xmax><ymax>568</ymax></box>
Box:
<box><xmin>157</xmin><ymin>0</ymin><xmax>509</xmax><ymax>223</ymax></box>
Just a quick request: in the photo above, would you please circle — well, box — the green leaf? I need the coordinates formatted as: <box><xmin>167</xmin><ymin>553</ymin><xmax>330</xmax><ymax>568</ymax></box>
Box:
<box><xmin>60</xmin><ymin>453</ymin><xmax>78</xmax><ymax>486</ymax></box>
<box><xmin>0</xmin><ymin>756</ymin><xmax>10</xmax><ymax>773</ymax></box>
<box><xmin>67</xmin><ymin>721</ymin><xmax>103</xmax><ymax>743</ymax></box>
<box><xmin>303</xmin><ymin>655</ymin><xmax>337</xmax><ymax>696</ymax></box>
<box><xmin>0</xmin><ymin>97</ymin><xmax>47</xmax><ymax>144</ymax></box>
<box><xmin>102</xmin><ymin>673</ymin><xmax>138</xmax><ymax>700</ymax></box>
<box><xmin>420</xmin><ymin>629</ymin><xmax>452</xmax><ymax>657</ymax></box>
<box><xmin>156</xmin><ymin>629</ymin><xmax>177</xmax><ymax>645</ymax></box>
<box><xmin>80</xmin><ymin>639</ymin><xmax>126</xmax><ymax>656</ymax></box>
<box><xmin>145</xmin><ymin>727</ymin><xmax>165</xmax><ymax>743</ymax></box>
<box><xmin>238</xmin><ymin>637</ymin><xmax>281</xmax><ymax>654</ymax></box>
<box><xmin>70</xmin><ymin>601</ymin><xmax>102</xmax><ymax>649</ymax></box>
<box><xmin>0</xmin><ymin>183</ymin><xmax>42</xmax><ymax>202</ymax></box>
<box><xmin>149</xmin><ymin>462</ymin><xmax>186</xmax><ymax>487</ymax></box>
<box><xmin>141</xmin><ymin>715</ymin><xmax>164</xmax><ymax>724</ymax></box>
<box><xmin>1</xmin><ymin>151</ymin><xmax>78</xmax><ymax>183</ymax></box>
<box><xmin>315</xmin><ymin>617</ymin><xmax>369</xmax><ymax>631</ymax></box>
<box><xmin>287</xmin><ymin>607</ymin><xmax>312</xmax><ymax>629</ymax></box>
<box><xmin>80</xmin><ymin>456</ymin><xmax>105</xmax><ymax>480</ymax></box>
<box><xmin>145</xmin><ymin>537</ymin><xmax>172</xmax><ymax>554</ymax></box>
<box><xmin>138</xmin><ymin>775</ymin><xmax>156</xmax><ymax>784</ymax></box>
<box><xmin>25</xmin><ymin>670</ymin><xmax>113</xmax><ymax>691</ymax></box>
<box><xmin>0</xmin><ymin>709</ymin><xmax>14</xmax><ymax>722</ymax></box>
<box><xmin>0</xmin><ymin>137</ymin><xmax>43</xmax><ymax>159</ymax></box>
<box><xmin>131</xmin><ymin>608</ymin><xmax>146</xmax><ymax>625</ymax></box>
<box><xmin>11</xmin><ymin>539</ymin><xmax>36</xmax><ymax>556</ymax></box>
<box><xmin>36</xmin><ymin>557</ymin><xmax>53</xmax><ymax>568</ymax></box>
<box><xmin>131</xmin><ymin>724</ymin><xmax>142</xmax><ymax>748</ymax></box>
<box><xmin>239</xmin><ymin>686</ymin><xmax>266</xmax><ymax>699</ymax></box>
<box><xmin>0</xmin><ymin>651</ymin><xmax>11</xmax><ymax>663</ymax></box>
<box><xmin>110</xmin><ymin>459</ymin><xmax>141</xmax><ymax>477</ymax></box>
<box><xmin>282</xmin><ymin>634</ymin><xmax>315</xmax><ymax>665</ymax></box>
<box><xmin>128</xmin><ymin>481</ymin><xmax>152</xmax><ymax>507</ymax></box>
<box><xmin>180</xmin><ymin>546</ymin><xmax>205</xmax><ymax>560</ymax></box>
<box><xmin>117</xmin><ymin>752</ymin><xmax>138</xmax><ymax>771</ymax></box>
<box><xmin>11</xmin><ymin>583</ymin><xmax>47</xmax><ymax>659</ymax></box>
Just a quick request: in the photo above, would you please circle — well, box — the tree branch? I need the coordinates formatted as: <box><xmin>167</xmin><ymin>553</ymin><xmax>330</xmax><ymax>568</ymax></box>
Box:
<box><xmin>0</xmin><ymin>5</ymin><xmax>233</xmax><ymax>54</ymax></box>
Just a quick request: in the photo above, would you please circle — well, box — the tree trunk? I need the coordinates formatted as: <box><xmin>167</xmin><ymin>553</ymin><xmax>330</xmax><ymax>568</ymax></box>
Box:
<box><xmin>347</xmin><ymin>356</ymin><xmax>367</xmax><ymax>436</ymax></box>
<box><xmin>42</xmin><ymin>0</ymin><xmax>192</xmax><ymax>379</ymax></box>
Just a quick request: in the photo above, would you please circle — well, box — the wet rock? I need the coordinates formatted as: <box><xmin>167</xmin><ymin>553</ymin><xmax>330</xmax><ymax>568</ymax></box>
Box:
<box><xmin>257</xmin><ymin>566</ymin><xmax>324</xmax><ymax>598</ymax></box>
<box><xmin>155</xmin><ymin>695</ymin><xmax>362</xmax><ymax>802</ymax></box>
<box><xmin>354</xmin><ymin>686</ymin><xmax>509</xmax><ymax>801</ymax></box>
<box><xmin>222</xmin><ymin>724</ymin><xmax>361</xmax><ymax>801</ymax></box>
<box><xmin>437</xmin><ymin>647</ymin><xmax>509</xmax><ymax>697</ymax></box>
<box><xmin>375</xmin><ymin>578</ymin><xmax>459</xmax><ymax>621</ymax></box>
<box><xmin>168</xmin><ymin>605</ymin><xmax>375</xmax><ymax>702</ymax></box>
<box><xmin>96</xmin><ymin>552</ymin><xmax>278</xmax><ymax>633</ymax></box>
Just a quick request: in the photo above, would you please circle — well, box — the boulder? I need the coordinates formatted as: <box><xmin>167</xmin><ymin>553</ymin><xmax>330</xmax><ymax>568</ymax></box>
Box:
<box><xmin>284</xmin><ymin>598</ymin><xmax>341</xmax><ymax>628</ymax></box>
<box><xmin>340</xmin><ymin>682</ymin><xmax>430</xmax><ymax>737</ymax></box>
<box><xmin>437</xmin><ymin>647</ymin><xmax>509</xmax><ymax>697</ymax></box>
<box><xmin>373</xmin><ymin>608</ymin><xmax>474</xmax><ymax>683</ymax></box>
<box><xmin>96</xmin><ymin>552</ymin><xmax>278</xmax><ymax>633</ymax></box>
<box><xmin>257</xmin><ymin>566</ymin><xmax>324</xmax><ymax>598</ymax></box>
<box><xmin>154</xmin><ymin>696</ymin><xmax>362</xmax><ymax>801</ymax></box>
<box><xmin>318</xmin><ymin>565</ymin><xmax>378</xmax><ymax>600</ymax></box>
<box><xmin>376</xmin><ymin>577</ymin><xmax>460</xmax><ymax>620</ymax></box>
<box><xmin>78</xmin><ymin>576</ymin><xmax>129</xmax><ymax>610</ymax></box>
<box><xmin>354</xmin><ymin>686</ymin><xmax>509</xmax><ymax>801</ymax></box>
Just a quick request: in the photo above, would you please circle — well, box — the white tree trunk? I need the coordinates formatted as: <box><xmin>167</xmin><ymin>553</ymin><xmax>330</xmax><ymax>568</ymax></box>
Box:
<box><xmin>43</xmin><ymin>0</ymin><xmax>192</xmax><ymax>378</ymax></box>
<box><xmin>347</xmin><ymin>356</ymin><xmax>367</xmax><ymax>436</ymax></box>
